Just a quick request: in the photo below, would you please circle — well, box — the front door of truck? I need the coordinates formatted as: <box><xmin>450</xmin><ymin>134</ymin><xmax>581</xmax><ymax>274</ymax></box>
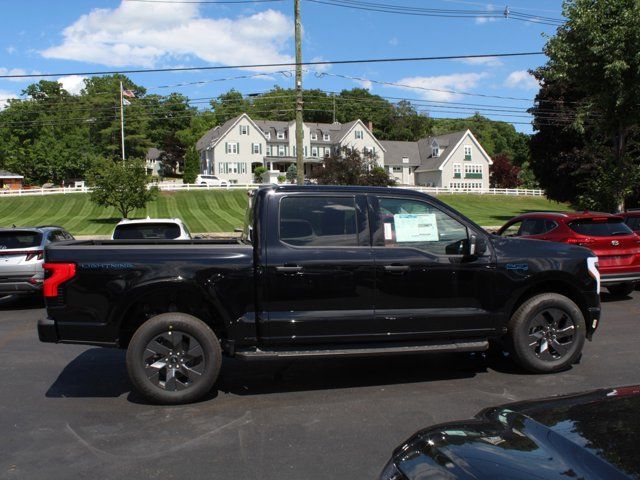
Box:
<box><xmin>262</xmin><ymin>193</ymin><xmax>376</xmax><ymax>345</ymax></box>
<box><xmin>369</xmin><ymin>195</ymin><xmax>496</xmax><ymax>340</ymax></box>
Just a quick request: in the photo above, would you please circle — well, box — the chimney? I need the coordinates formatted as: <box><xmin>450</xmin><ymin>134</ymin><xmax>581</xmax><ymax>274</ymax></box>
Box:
<box><xmin>366</xmin><ymin>121</ymin><xmax>373</xmax><ymax>132</ymax></box>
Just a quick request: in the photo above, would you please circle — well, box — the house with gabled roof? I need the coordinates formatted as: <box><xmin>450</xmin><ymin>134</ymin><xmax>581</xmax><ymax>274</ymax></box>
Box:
<box><xmin>196</xmin><ymin>113</ymin><xmax>385</xmax><ymax>183</ymax></box>
<box><xmin>380</xmin><ymin>129</ymin><xmax>493</xmax><ymax>188</ymax></box>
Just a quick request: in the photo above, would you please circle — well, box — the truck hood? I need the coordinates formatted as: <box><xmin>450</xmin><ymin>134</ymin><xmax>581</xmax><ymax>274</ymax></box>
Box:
<box><xmin>490</xmin><ymin>235</ymin><xmax>594</xmax><ymax>259</ymax></box>
<box><xmin>392</xmin><ymin>386</ymin><xmax>640</xmax><ymax>480</ymax></box>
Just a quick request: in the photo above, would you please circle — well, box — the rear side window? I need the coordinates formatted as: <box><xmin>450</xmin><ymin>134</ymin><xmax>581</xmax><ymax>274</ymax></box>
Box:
<box><xmin>569</xmin><ymin>219</ymin><xmax>633</xmax><ymax>237</ymax></box>
<box><xmin>279</xmin><ymin>196</ymin><xmax>357</xmax><ymax>247</ymax></box>
<box><xmin>113</xmin><ymin>223</ymin><xmax>181</xmax><ymax>240</ymax></box>
<box><xmin>625</xmin><ymin>216</ymin><xmax>640</xmax><ymax>231</ymax></box>
<box><xmin>0</xmin><ymin>231</ymin><xmax>42</xmax><ymax>249</ymax></box>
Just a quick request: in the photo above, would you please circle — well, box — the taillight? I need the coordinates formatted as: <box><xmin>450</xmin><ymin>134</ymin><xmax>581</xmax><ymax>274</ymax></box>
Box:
<box><xmin>25</xmin><ymin>250</ymin><xmax>44</xmax><ymax>261</ymax></box>
<box><xmin>566</xmin><ymin>237</ymin><xmax>595</xmax><ymax>246</ymax></box>
<box><xmin>43</xmin><ymin>263</ymin><xmax>76</xmax><ymax>298</ymax></box>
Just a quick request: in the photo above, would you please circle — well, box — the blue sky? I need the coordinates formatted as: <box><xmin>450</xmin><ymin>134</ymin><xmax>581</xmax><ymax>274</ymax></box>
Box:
<box><xmin>0</xmin><ymin>0</ymin><xmax>564</xmax><ymax>132</ymax></box>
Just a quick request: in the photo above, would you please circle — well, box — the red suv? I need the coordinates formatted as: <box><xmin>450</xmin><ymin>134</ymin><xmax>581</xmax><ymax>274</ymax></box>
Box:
<box><xmin>497</xmin><ymin>212</ymin><xmax>640</xmax><ymax>296</ymax></box>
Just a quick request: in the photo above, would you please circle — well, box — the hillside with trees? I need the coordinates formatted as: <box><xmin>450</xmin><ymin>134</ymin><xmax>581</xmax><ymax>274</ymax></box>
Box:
<box><xmin>0</xmin><ymin>76</ymin><xmax>534</xmax><ymax>187</ymax></box>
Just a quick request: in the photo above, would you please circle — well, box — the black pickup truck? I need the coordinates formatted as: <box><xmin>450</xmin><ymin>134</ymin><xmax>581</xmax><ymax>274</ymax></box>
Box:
<box><xmin>39</xmin><ymin>186</ymin><xmax>601</xmax><ymax>404</ymax></box>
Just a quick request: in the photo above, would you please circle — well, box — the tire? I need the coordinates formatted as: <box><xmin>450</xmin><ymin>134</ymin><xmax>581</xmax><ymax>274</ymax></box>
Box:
<box><xmin>607</xmin><ymin>283</ymin><xmax>634</xmax><ymax>297</ymax></box>
<box><xmin>507</xmin><ymin>293</ymin><xmax>585</xmax><ymax>373</ymax></box>
<box><xmin>126</xmin><ymin>313</ymin><xmax>222</xmax><ymax>404</ymax></box>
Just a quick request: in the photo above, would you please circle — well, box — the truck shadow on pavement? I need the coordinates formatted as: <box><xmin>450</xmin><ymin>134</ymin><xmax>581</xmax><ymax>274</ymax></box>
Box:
<box><xmin>0</xmin><ymin>294</ymin><xmax>44</xmax><ymax>311</ymax></box>
<box><xmin>45</xmin><ymin>348</ymin><xmax>517</xmax><ymax>403</ymax></box>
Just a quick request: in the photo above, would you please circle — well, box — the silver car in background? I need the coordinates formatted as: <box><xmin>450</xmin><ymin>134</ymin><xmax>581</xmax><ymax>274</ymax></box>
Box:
<box><xmin>0</xmin><ymin>226</ymin><xmax>74</xmax><ymax>298</ymax></box>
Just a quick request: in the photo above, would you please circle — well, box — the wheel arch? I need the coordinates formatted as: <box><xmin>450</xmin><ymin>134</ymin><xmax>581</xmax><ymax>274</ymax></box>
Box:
<box><xmin>114</xmin><ymin>280</ymin><xmax>230</xmax><ymax>348</ymax></box>
<box><xmin>508</xmin><ymin>273</ymin><xmax>594</xmax><ymax>337</ymax></box>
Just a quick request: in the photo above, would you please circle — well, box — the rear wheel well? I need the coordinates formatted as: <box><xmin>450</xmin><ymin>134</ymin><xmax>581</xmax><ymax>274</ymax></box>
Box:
<box><xmin>117</xmin><ymin>286</ymin><xmax>226</xmax><ymax>348</ymax></box>
<box><xmin>509</xmin><ymin>280</ymin><xmax>590</xmax><ymax>328</ymax></box>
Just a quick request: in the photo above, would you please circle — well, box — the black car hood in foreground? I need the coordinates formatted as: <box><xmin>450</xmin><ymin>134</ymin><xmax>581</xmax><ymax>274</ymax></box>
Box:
<box><xmin>386</xmin><ymin>386</ymin><xmax>640</xmax><ymax>480</ymax></box>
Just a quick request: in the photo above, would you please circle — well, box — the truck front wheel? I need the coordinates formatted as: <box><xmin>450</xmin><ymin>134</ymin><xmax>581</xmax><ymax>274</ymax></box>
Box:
<box><xmin>126</xmin><ymin>313</ymin><xmax>222</xmax><ymax>404</ymax></box>
<box><xmin>507</xmin><ymin>293</ymin><xmax>585</xmax><ymax>373</ymax></box>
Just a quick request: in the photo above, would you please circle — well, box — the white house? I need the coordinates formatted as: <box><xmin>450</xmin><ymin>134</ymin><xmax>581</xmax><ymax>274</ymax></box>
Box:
<box><xmin>381</xmin><ymin>130</ymin><xmax>493</xmax><ymax>188</ymax></box>
<box><xmin>196</xmin><ymin>114</ymin><xmax>385</xmax><ymax>184</ymax></box>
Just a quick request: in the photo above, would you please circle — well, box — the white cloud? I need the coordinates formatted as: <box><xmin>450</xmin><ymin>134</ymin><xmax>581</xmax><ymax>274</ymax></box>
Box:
<box><xmin>58</xmin><ymin>75</ymin><xmax>87</xmax><ymax>95</ymax></box>
<box><xmin>393</xmin><ymin>72</ymin><xmax>489</xmax><ymax>101</ymax></box>
<box><xmin>0</xmin><ymin>67</ymin><xmax>31</xmax><ymax>82</ymax></box>
<box><xmin>388</xmin><ymin>37</ymin><xmax>398</xmax><ymax>46</ymax></box>
<box><xmin>354</xmin><ymin>79</ymin><xmax>372</xmax><ymax>90</ymax></box>
<box><xmin>0</xmin><ymin>90</ymin><xmax>18</xmax><ymax>110</ymax></box>
<box><xmin>457</xmin><ymin>56</ymin><xmax>503</xmax><ymax>67</ymax></box>
<box><xmin>475</xmin><ymin>3</ymin><xmax>499</xmax><ymax>24</ymax></box>
<box><xmin>308</xmin><ymin>56</ymin><xmax>331</xmax><ymax>74</ymax></box>
<box><xmin>6</xmin><ymin>46</ymin><xmax>16</xmax><ymax>55</ymax></box>
<box><xmin>41</xmin><ymin>1</ymin><xmax>294</xmax><ymax>70</ymax></box>
<box><xmin>504</xmin><ymin>70</ymin><xmax>539</xmax><ymax>90</ymax></box>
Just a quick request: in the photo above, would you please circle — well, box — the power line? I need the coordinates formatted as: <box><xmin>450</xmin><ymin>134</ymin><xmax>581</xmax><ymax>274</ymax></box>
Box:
<box><xmin>0</xmin><ymin>51</ymin><xmax>543</xmax><ymax>79</ymax></box>
<box><xmin>305</xmin><ymin>0</ymin><xmax>564</xmax><ymax>25</ymax></box>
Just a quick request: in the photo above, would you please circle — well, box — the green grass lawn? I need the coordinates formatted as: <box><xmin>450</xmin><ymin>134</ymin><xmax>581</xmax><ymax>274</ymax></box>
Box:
<box><xmin>0</xmin><ymin>190</ymin><xmax>567</xmax><ymax>235</ymax></box>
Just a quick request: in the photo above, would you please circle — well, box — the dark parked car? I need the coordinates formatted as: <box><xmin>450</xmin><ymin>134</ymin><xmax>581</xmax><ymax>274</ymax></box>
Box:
<box><xmin>381</xmin><ymin>385</ymin><xmax>640</xmax><ymax>480</ymax></box>
<box><xmin>498</xmin><ymin>212</ymin><xmax>640</xmax><ymax>296</ymax></box>
<box><xmin>39</xmin><ymin>186</ymin><xmax>601</xmax><ymax>404</ymax></box>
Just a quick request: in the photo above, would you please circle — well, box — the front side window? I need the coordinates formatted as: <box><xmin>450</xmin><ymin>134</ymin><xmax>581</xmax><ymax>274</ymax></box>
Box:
<box><xmin>374</xmin><ymin>197</ymin><xmax>468</xmax><ymax>256</ymax></box>
<box><xmin>279</xmin><ymin>196</ymin><xmax>358</xmax><ymax>247</ymax></box>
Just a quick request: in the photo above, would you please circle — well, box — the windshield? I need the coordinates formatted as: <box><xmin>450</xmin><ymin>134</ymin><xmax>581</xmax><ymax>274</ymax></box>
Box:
<box><xmin>0</xmin><ymin>231</ymin><xmax>42</xmax><ymax>249</ymax></box>
<box><xmin>569</xmin><ymin>219</ymin><xmax>633</xmax><ymax>237</ymax></box>
<box><xmin>113</xmin><ymin>223</ymin><xmax>181</xmax><ymax>240</ymax></box>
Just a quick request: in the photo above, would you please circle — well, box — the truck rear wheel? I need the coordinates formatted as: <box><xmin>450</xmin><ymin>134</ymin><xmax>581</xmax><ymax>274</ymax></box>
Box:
<box><xmin>507</xmin><ymin>293</ymin><xmax>585</xmax><ymax>373</ymax></box>
<box><xmin>126</xmin><ymin>313</ymin><xmax>222</xmax><ymax>404</ymax></box>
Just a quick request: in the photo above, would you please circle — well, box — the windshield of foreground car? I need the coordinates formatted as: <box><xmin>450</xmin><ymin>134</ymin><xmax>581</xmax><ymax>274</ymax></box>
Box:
<box><xmin>0</xmin><ymin>231</ymin><xmax>43</xmax><ymax>249</ymax></box>
<box><xmin>113</xmin><ymin>223</ymin><xmax>181</xmax><ymax>240</ymax></box>
<box><xmin>569</xmin><ymin>219</ymin><xmax>633</xmax><ymax>237</ymax></box>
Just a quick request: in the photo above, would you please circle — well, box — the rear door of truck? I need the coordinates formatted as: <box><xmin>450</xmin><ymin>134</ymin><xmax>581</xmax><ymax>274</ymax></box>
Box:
<box><xmin>261</xmin><ymin>191</ymin><xmax>377</xmax><ymax>345</ymax></box>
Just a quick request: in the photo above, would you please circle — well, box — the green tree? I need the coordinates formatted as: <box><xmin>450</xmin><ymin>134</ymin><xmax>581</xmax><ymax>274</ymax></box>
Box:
<box><xmin>88</xmin><ymin>158</ymin><xmax>157</xmax><ymax>218</ymax></box>
<box><xmin>182</xmin><ymin>146</ymin><xmax>200</xmax><ymax>184</ymax></box>
<box><xmin>286</xmin><ymin>164</ymin><xmax>297</xmax><ymax>183</ymax></box>
<box><xmin>536</xmin><ymin>0</ymin><xmax>640</xmax><ymax>210</ymax></box>
<box><xmin>253</xmin><ymin>165</ymin><xmax>267</xmax><ymax>183</ymax></box>
<box><xmin>312</xmin><ymin>147</ymin><xmax>395</xmax><ymax>186</ymax></box>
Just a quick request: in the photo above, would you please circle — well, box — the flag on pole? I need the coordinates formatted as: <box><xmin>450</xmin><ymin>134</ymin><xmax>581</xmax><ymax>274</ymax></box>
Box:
<box><xmin>122</xmin><ymin>89</ymin><xmax>136</xmax><ymax>98</ymax></box>
<box><xmin>123</xmin><ymin>98</ymin><xmax>131</xmax><ymax>106</ymax></box>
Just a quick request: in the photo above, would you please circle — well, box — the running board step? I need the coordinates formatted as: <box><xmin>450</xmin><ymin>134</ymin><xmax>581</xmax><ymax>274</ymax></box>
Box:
<box><xmin>234</xmin><ymin>339</ymin><xmax>489</xmax><ymax>359</ymax></box>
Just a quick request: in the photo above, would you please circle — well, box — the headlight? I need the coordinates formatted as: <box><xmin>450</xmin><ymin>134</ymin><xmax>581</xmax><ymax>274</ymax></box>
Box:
<box><xmin>379</xmin><ymin>459</ymin><xmax>406</xmax><ymax>480</ymax></box>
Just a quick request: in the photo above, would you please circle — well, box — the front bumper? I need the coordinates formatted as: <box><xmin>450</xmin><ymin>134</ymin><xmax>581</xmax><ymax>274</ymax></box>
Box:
<box><xmin>38</xmin><ymin>317</ymin><xmax>58</xmax><ymax>343</ymax></box>
<box><xmin>0</xmin><ymin>280</ymin><xmax>42</xmax><ymax>295</ymax></box>
<box><xmin>600</xmin><ymin>273</ymin><xmax>640</xmax><ymax>285</ymax></box>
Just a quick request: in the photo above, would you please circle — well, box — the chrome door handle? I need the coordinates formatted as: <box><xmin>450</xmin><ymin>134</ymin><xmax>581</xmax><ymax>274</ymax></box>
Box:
<box><xmin>276</xmin><ymin>265</ymin><xmax>303</xmax><ymax>274</ymax></box>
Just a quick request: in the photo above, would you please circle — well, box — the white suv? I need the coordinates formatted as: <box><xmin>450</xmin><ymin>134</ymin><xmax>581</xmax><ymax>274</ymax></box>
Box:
<box><xmin>112</xmin><ymin>218</ymin><xmax>191</xmax><ymax>240</ymax></box>
<box><xmin>195</xmin><ymin>174</ymin><xmax>228</xmax><ymax>187</ymax></box>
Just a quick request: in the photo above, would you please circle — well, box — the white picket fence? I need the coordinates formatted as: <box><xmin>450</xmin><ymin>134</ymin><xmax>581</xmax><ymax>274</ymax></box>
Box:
<box><xmin>0</xmin><ymin>183</ymin><xmax>545</xmax><ymax>197</ymax></box>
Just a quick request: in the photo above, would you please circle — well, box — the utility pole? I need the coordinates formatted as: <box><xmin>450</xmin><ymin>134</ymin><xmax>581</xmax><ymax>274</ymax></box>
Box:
<box><xmin>294</xmin><ymin>0</ymin><xmax>304</xmax><ymax>185</ymax></box>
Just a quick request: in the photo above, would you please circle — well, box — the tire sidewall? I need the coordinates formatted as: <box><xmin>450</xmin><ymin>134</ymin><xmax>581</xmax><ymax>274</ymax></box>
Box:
<box><xmin>510</xmin><ymin>294</ymin><xmax>586</xmax><ymax>373</ymax></box>
<box><xmin>126</xmin><ymin>313</ymin><xmax>221</xmax><ymax>404</ymax></box>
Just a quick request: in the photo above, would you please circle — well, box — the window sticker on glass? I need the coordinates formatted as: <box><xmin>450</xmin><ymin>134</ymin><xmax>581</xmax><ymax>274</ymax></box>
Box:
<box><xmin>394</xmin><ymin>213</ymin><xmax>438</xmax><ymax>242</ymax></box>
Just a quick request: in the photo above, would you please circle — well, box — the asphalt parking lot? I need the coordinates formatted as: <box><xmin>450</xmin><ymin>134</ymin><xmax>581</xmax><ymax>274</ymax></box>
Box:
<box><xmin>1</xmin><ymin>293</ymin><xmax>639</xmax><ymax>480</ymax></box>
